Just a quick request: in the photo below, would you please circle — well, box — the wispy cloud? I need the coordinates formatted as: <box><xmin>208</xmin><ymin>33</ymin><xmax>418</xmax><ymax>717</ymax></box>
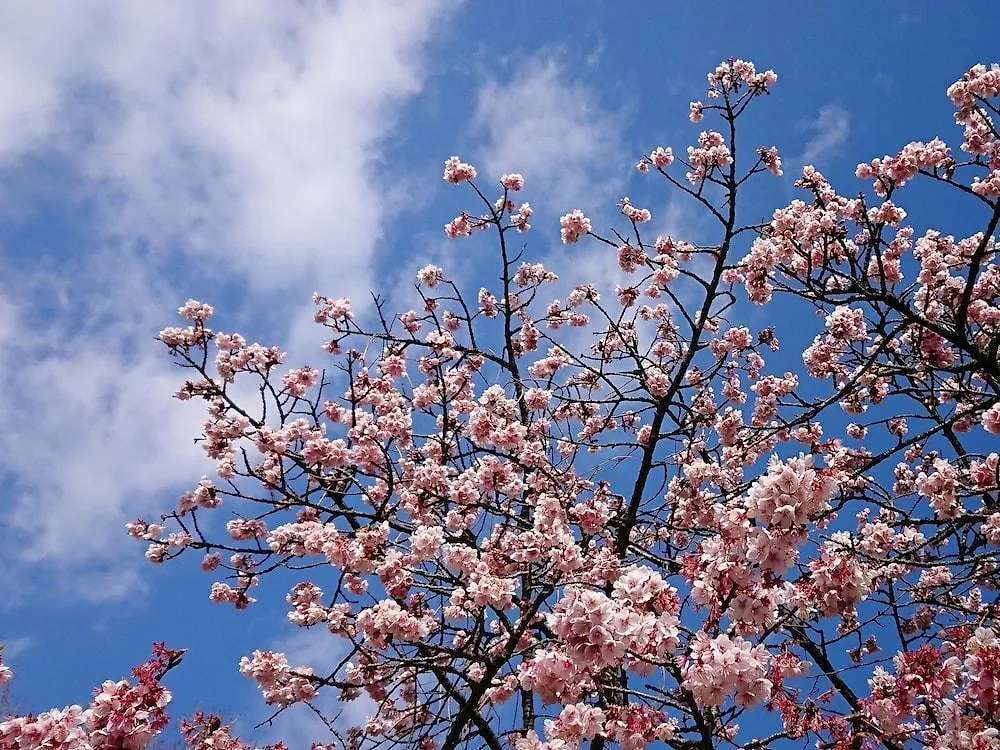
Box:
<box><xmin>798</xmin><ymin>103</ymin><xmax>851</xmax><ymax>168</ymax></box>
<box><xmin>472</xmin><ymin>52</ymin><xmax>627</xmax><ymax>214</ymax></box>
<box><xmin>0</xmin><ymin>262</ymin><xmax>209</xmax><ymax>596</ymax></box>
<box><xmin>0</xmin><ymin>636</ymin><xmax>36</xmax><ymax>661</ymax></box>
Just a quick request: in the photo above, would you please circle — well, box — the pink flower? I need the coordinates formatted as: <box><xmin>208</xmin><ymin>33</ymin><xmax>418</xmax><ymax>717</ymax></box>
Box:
<box><xmin>417</xmin><ymin>264</ymin><xmax>445</xmax><ymax>287</ymax></box>
<box><xmin>443</xmin><ymin>155</ymin><xmax>477</xmax><ymax>184</ymax></box>
<box><xmin>650</xmin><ymin>146</ymin><xmax>675</xmax><ymax>168</ymax></box>
<box><xmin>707</xmin><ymin>59</ymin><xmax>777</xmax><ymax>95</ymax></box>
<box><xmin>518</xmin><ymin>649</ymin><xmax>591</xmax><ymax>705</ymax></box>
<box><xmin>239</xmin><ymin>650</ymin><xmax>316</xmax><ymax>707</ymax></box>
<box><xmin>501</xmin><ymin>173</ymin><xmax>525</xmax><ymax>190</ymax></box>
<box><xmin>282</xmin><ymin>366</ymin><xmax>318</xmax><ymax>397</ymax></box>
<box><xmin>746</xmin><ymin>454</ymin><xmax>837</xmax><ymax>530</ymax></box>
<box><xmin>547</xmin><ymin>703</ymin><xmax>605</xmax><ymax>743</ymax></box>
<box><xmin>559</xmin><ymin>210</ymin><xmax>592</xmax><ymax>244</ymax></box>
<box><xmin>355</xmin><ymin>600</ymin><xmax>435</xmax><ymax>648</ymax></box>
<box><xmin>410</xmin><ymin>525</ymin><xmax>444</xmax><ymax>561</ymax></box>
<box><xmin>313</xmin><ymin>294</ymin><xmax>353</xmax><ymax>323</ymax></box>
<box><xmin>682</xmin><ymin>632</ymin><xmax>772</xmax><ymax>708</ymax></box>
<box><xmin>131</xmin><ymin>56</ymin><xmax>1000</xmax><ymax>750</ymax></box>
<box><xmin>178</xmin><ymin>299</ymin><xmax>214</xmax><ymax>322</ymax></box>
<box><xmin>686</xmin><ymin>130</ymin><xmax>733</xmax><ymax>184</ymax></box>
<box><xmin>621</xmin><ymin>197</ymin><xmax>652</xmax><ymax>223</ymax></box>
<box><xmin>523</xmin><ymin>388</ymin><xmax>552</xmax><ymax>410</ymax></box>
<box><xmin>445</xmin><ymin>213</ymin><xmax>472</xmax><ymax>238</ymax></box>
<box><xmin>512</xmin><ymin>201</ymin><xmax>532</xmax><ymax>232</ymax></box>
<box><xmin>759</xmin><ymin>146</ymin><xmax>783</xmax><ymax>176</ymax></box>
<box><xmin>982</xmin><ymin>403</ymin><xmax>1000</xmax><ymax>435</ymax></box>
<box><xmin>513</xmin><ymin>262</ymin><xmax>558</xmax><ymax>287</ymax></box>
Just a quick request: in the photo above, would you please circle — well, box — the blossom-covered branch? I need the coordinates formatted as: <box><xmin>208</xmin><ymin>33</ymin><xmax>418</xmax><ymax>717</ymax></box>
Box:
<box><xmin>93</xmin><ymin>59</ymin><xmax>1000</xmax><ymax>750</ymax></box>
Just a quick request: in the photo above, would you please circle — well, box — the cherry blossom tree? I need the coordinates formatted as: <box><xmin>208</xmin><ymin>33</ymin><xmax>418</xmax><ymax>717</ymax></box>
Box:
<box><xmin>4</xmin><ymin>59</ymin><xmax>1000</xmax><ymax>750</ymax></box>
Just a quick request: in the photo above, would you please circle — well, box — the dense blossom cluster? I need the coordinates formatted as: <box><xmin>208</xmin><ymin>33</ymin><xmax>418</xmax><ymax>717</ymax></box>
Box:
<box><xmin>0</xmin><ymin>646</ymin><xmax>178</xmax><ymax>750</ymax></box>
<box><xmin>681</xmin><ymin>633</ymin><xmax>772</xmax><ymax>708</ymax></box>
<box><xmin>546</xmin><ymin>578</ymin><xmax>680</xmax><ymax>670</ymax></box>
<box><xmin>559</xmin><ymin>209</ymin><xmax>592</xmax><ymax>244</ymax></box>
<box><xmin>442</xmin><ymin>155</ymin><xmax>476</xmax><ymax>185</ymax></box>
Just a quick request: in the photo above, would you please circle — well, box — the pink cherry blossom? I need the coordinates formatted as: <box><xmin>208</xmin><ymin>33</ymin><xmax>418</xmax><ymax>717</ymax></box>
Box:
<box><xmin>982</xmin><ymin>403</ymin><xmax>1000</xmax><ymax>434</ymax></box>
<box><xmin>501</xmin><ymin>173</ymin><xmax>525</xmax><ymax>190</ymax></box>
<box><xmin>559</xmin><ymin>209</ymin><xmax>592</xmax><ymax>244</ymax></box>
<box><xmin>442</xmin><ymin>155</ymin><xmax>477</xmax><ymax>184</ymax></box>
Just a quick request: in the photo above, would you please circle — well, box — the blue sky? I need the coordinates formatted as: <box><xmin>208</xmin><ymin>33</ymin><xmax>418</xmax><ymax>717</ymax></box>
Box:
<box><xmin>1</xmin><ymin>0</ymin><xmax>999</xmax><ymax>745</ymax></box>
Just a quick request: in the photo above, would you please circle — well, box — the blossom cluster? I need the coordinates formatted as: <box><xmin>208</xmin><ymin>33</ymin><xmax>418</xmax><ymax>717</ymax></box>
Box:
<box><xmin>0</xmin><ymin>646</ymin><xmax>177</xmax><ymax>750</ymax></box>
<box><xmin>681</xmin><ymin>633</ymin><xmax>772</xmax><ymax>708</ymax></box>
<box><xmin>238</xmin><ymin>650</ymin><xmax>317</xmax><ymax>707</ymax></box>
<box><xmin>546</xmin><ymin>574</ymin><xmax>680</xmax><ymax>670</ymax></box>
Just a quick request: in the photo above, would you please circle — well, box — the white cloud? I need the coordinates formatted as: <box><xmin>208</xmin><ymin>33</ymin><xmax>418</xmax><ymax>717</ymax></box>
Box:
<box><xmin>472</xmin><ymin>52</ymin><xmax>627</xmax><ymax>215</ymax></box>
<box><xmin>4</xmin><ymin>349</ymin><xmax>203</xmax><ymax>564</ymax></box>
<box><xmin>0</xmin><ymin>0</ymin><xmax>451</xmax><ymax>297</ymax></box>
<box><xmin>798</xmin><ymin>103</ymin><xmax>851</xmax><ymax>168</ymax></box>
<box><xmin>0</xmin><ymin>262</ymin><xmax>209</xmax><ymax>586</ymax></box>
<box><xmin>0</xmin><ymin>0</ymin><xmax>458</xmax><ymax>595</ymax></box>
<box><xmin>0</xmin><ymin>293</ymin><xmax>15</xmax><ymax>346</ymax></box>
<box><xmin>0</xmin><ymin>636</ymin><xmax>35</xmax><ymax>661</ymax></box>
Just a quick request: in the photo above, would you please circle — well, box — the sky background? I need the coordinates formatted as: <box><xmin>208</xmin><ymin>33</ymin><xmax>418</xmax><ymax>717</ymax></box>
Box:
<box><xmin>2</xmin><ymin>0</ymin><xmax>999</xmax><ymax>745</ymax></box>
